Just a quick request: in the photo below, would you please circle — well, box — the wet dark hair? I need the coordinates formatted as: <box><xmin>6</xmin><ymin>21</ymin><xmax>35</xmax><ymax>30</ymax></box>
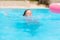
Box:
<box><xmin>23</xmin><ymin>9</ymin><xmax>30</xmax><ymax>16</ymax></box>
<box><xmin>37</xmin><ymin>0</ymin><xmax>50</xmax><ymax>7</ymax></box>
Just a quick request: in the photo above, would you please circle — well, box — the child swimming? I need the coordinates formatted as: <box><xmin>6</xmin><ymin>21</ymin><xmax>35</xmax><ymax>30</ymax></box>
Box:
<box><xmin>23</xmin><ymin>9</ymin><xmax>33</xmax><ymax>23</ymax></box>
<box><xmin>23</xmin><ymin>9</ymin><xmax>40</xmax><ymax>36</ymax></box>
<box><xmin>23</xmin><ymin>9</ymin><xmax>39</xmax><ymax>22</ymax></box>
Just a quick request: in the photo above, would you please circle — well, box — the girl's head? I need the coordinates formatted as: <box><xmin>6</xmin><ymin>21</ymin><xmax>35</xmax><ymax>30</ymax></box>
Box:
<box><xmin>23</xmin><ymin>9</ymin><xmax>32</xmax><ymax>16</ymax></box>
<box><xmin>37</xmin><ymin>0</ymin><xmax>49</xmax><ymax>7</ymax></box>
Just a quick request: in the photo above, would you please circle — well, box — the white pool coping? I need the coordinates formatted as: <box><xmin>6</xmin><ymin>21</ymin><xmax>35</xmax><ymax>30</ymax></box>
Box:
<box><xmin>0</xmin><ymin>7</ymin><xmax>49</xmax><ymax>9</ymax></box>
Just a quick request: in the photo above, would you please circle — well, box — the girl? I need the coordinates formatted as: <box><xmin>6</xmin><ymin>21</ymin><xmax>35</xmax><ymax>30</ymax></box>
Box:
<box><xmin>23</xmin><ymin>9</ymin><xmax>40</xmax><ymax>36</ymax></box>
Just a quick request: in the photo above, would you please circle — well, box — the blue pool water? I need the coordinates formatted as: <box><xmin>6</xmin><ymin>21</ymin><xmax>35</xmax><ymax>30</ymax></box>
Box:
<box><xmin>0</xmin><ymin>8</ymin><xmax>60</xmax><ymax>40</ymax></box>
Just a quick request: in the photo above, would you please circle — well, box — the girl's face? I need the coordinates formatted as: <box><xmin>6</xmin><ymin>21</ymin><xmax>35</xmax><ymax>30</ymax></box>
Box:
<box><xmin>25</xmin><ymin>10</ymin><xmax>32</xmax><ymax>16</ymax></box>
